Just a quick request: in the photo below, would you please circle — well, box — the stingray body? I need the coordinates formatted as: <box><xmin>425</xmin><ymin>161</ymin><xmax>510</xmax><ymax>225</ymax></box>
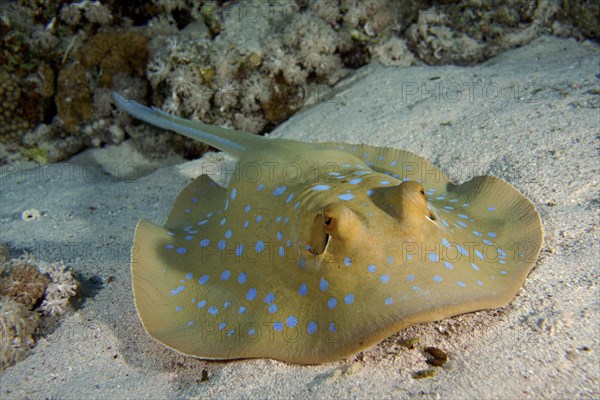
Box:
<box><xmin>115</xmin><ymin>94</ymin><xmax>542</xmax><ymax>364</ymax></box>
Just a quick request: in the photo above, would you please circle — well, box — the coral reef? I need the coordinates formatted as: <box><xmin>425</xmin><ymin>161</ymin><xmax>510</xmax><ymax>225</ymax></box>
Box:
<box><xmin>40</xmin><ymin>261</ymin><xmax>79</xmax><ymax>317</ymax></box>
<box><xmin>78</xmin><ymin>30</ymin><xmax>149</xmax><ymax>87</ymax></box>
<box><xmin>0</xmin><ymin>1</ymin><xmax>149</xmax><ymax>162</ymax></box>
<box><xmin>56</xmin><ymin>62</ymin><xmax>93</xmax><ymax>132</ymax></box>
<box><xmin>0</xmin><ymin>262</ymin><xmax>50</xmax><ymax>308</ymax></box>
<box><xmin>0</xmin><ymin>254</ymin><xmax>80</xmax><ymax>370</ymax></box>
<box><xmin>563</xmin><ymin>0</ymin><xmax>600</xmax><ymax>40</ymax></box>
<box><xmin>0</xmin><ymin>297</ymin><xmax>40</xmax><ymax>372</ymax></box>
<box><xmin>0</xmin><ymin>0</ymin><xmax>596</xmax><ymax>163</ymax></box>
<box><xmin>139</xmin><ymin>0</ymin><xmax>409</xmax><ymax>142</ymax></box>
<box><xmin>405</xmin><ymin>1</ymin><xmax>564</xmax><ymax>65</ymax></box>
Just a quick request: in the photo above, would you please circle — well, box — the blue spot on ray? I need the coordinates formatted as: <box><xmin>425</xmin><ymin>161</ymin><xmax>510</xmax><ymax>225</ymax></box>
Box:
<box><xmin>264</xmin><ymin>293</ymin><xmax>275</xmax><ymax>304</ymax></box>
<box><xmin>320</xmin><ymin>278</ymin><xmax>329</xmax><ymax>291</ymax></box>
<box><xmin>327</xmin><ymin>298</ymin><xmax>337</xmax><ymax>309</ymax></box>
<box><xmin>273</xmin><ymin>186</ymin><xmax>287</xmax><ymax>196</ymax></box>
<box><xmin>298</xmin><ymin>283</ymin><xmax>308</xmax><ymax>296</ymax></box>
<box><xmin>286</xmin><ymin>316</ymin><xmax>298</xmax><ymax>328</ymax></box>
<box><xmin>312</xmin><ymin>185</ymin><xmax>330</xmax><ymax>191</ymax></box>
<box><xmin>246</xmin><ymin>288</ymin><xmax>257</xmax><ymax>301</ymax></box>
<box><xmin>170</xmin><ymin>285</ymin><xmax>185</xmax><ymax>296</ymax></box>
<box><xmin>256</xmin><ymin>240</ymin><xmax>265</xmax><ymax>252</ymax></box>
<box><xmin>475</xmin><ymin>250</ymin><xmax>484</xmax><ymax>260</ymax></box>
<box><xmin>236</xmin><ymin>244</ymin><xmax>244</xmax><ymax>257</ymax></box>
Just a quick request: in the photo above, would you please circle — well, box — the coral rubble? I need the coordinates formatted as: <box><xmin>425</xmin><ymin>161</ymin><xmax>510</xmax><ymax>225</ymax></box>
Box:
<box><xmin>0</xmin><ymin>297</ymin><xmax>40</xmax><ymax>372</ymax></box>
<box><xmin>0</xmin><ymin>254</ymin><xmax>79</xmax><ymax>370</ymax></box>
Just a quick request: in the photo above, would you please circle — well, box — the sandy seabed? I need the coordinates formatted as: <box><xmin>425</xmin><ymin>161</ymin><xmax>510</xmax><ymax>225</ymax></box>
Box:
<box><xmin>1</xmin><ymin>36</ymin><xmax>598</xmax><ymax>399</ymax></box>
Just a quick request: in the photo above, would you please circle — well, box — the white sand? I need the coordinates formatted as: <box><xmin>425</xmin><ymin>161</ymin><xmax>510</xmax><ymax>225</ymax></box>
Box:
<box><xmin>1</xmin><ymin>36</ymin><xmax>598</xmax><ymax>399</ymax></box>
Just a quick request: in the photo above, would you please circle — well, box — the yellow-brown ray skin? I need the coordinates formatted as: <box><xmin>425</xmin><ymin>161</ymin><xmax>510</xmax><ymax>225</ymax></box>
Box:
<box><xmin>131</xmin><ymin>141</ymin><xmax>542</xmax><ymax>364</ymax></box>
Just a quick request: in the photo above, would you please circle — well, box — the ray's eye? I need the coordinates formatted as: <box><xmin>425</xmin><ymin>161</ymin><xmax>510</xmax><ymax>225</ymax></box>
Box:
<box><xmin>307</xmin><ymin>214</ymin><xmax>330</xmax><ymax>255</ymax></box>
<box><xmin>419</xmin><ymin>189</ymin><xmax>425</xmax><ymax>195</ymax></box>
<box><xmin>307</xmin><ymin>203</ymin><xmax>357</xmax><ymax>255</ymax></box>
<box><xmin>322</xmin><ymin>214</ymin><xmax>335</xmax><ymax>233</ymax></box>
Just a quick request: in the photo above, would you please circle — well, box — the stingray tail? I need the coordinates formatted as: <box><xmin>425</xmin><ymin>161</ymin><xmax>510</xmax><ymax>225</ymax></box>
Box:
<box><xmin>113</xmin><ymin>93</ymin><xmax>266</xmax><ymax>157</ymax></box>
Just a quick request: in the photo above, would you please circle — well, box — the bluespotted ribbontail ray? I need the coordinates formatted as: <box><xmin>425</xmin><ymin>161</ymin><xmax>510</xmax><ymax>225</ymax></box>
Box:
<box><xmin>114</xmin><ymin>93</ymin><xmax>543</xmax><ymax>364</ymax></box>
